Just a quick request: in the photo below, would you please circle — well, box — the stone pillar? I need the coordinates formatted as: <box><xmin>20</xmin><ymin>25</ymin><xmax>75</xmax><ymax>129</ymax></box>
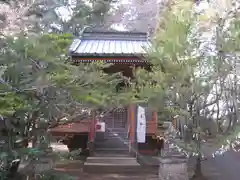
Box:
<box><xmin>158</xmin><ymin>157</ymin><xmax>188</xmax><ymax>180</ymax></box>
<box><xmin>87</xmin><ymin>141</ymin><xmax>94</xmax><ymax>156</ymax></box>
<box><xmin>34</xmin><ymin>155</ymin><xmax>55</xmax><ymax>173</ymax></box>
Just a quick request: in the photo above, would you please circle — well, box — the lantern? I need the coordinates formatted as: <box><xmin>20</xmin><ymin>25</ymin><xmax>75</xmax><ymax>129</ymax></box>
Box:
<box><xmin>95</xmin><ymin>122</ymin><xmax>105</xmax><ymax>132</ymax></box>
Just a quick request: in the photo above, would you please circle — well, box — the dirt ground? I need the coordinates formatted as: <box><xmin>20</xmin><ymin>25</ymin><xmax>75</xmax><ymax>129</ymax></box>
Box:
<box><xmin>54</xmin><ymin>161</ymin><xmax>160</xmax><ymax>180</ymax></box>
<box><xmin>54</xmin><ymin>170</ymin><xmax>160</xmax><ymax>180</ymax></box>
<box><xmin>50</xmin><ymin>143</ymin><xmax>159</xmax><ymax>179</ymax></box>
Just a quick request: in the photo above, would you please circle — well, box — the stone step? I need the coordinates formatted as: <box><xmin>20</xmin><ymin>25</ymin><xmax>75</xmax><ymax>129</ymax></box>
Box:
<box><xmin>106</xmin><ymin>128</ymin><xmax>128</xmax><ymax>133</ymax></box>
<box><xmin>95</xmin><ymin>131</ymin><xmax>128</xmax><ymax>144</ymax></box>
<box><xmin>95</xmin><ymin>145</ymin><xmax>129</xmax><ymax>150</ymax></box>
<box><xmin>95</xmin><ymin>136</ymin><xmax>130</xmax><ymax>149</ymax></box>
<box><xmin>94</xmin><ymin>152</ymin><xmax>132</xmax><ymax>157</ymax></box>
<box><xmin>105</xmin><ymin>131</ymin><xmax>128</xmax><ymax>137</ymax></box>
<box><xmin>95</xmin><ymin>143</ymin><xmax>129</xmax><ymax>149</ymax></box>
<box><xmin>95</xmin><ymin>139</ymin><xmax>129</xmax><ymax>145</ymax></box>
<box><xmin>103</xmin><ymin>134</ymin><xmax>128</xmax><ymax>139</ymax></box>
<box><xmin>87</xmin><ymin>156</ymin><xmax>136</xmax><ymax>163</ymax></box>
<box><xmin>95</xmin><ymin>139</ymin><xmax>128</xmax><ymax>144</ymax></box>
<box><xmin>83</xmin><ymin>156</ymin><xmax>142</xmax><ymax>174</ymax></box>
<box><xmin>95</xmin><ymin>148</ymin><xmax>130</xmax><ymax>154</ymax></box>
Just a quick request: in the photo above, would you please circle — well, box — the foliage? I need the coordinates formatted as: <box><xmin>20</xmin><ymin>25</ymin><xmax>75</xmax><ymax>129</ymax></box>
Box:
<box><xmin>133</xmin><ymin>0</ymin><xmax>240</xmax><ymax>157</ymax></box>
<box><xmin>0</xmin><ymin>32</ymin><xmax>131</xmax><ymax>179</ymax></box>
<box><xmin>37</xmin><ymin>171</ymin><xmax>77</xmax><ymax>180</ymax></box>
<box><xmin>129</xmin><ymin>1</ymin><xmax>240</xmax><ymax>177</ymax></box>
<box><xmin>133</xmin><ymin>0</ymin><xmax>195</xmax><ymax>114</ymax></box>
<box><xmin>57</xmin><ymin>149</ymin><xmax>83</xmax><ymax>160</ymax></box>
<box><xmin>0</xmin><ymin>32</ymin><xmax>129</xmax><ymax>115</ymax></box>
<box><xmin>0</xmin><ymin>0</ymin><xmax>118</xmax><ymax>35</ymax></box>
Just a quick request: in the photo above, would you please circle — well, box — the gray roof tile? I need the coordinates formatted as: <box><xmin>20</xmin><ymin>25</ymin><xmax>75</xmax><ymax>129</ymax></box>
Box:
<box><xmin>69</xmin><ymin>30</ymin><xmax>151</xmax><ymax>56</ymax></box>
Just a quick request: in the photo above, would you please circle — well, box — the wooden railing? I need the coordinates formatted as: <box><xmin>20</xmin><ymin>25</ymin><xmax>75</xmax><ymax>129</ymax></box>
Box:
<box><xmin>146</xmin><ymin>121</ymin><xmax>158</xmax><ymax>134</ymax></box>
<box><xmin>146</xmin><ymin>111</ymin><xmax>158</xmax><ymax>134</ymax></box>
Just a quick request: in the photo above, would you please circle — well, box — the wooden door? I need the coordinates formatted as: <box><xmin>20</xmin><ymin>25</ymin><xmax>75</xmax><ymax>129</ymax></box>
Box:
<box><xmin>101</xmin><ymin>108</ymin><xmax>128</xmax><ymax>129</ymax></box>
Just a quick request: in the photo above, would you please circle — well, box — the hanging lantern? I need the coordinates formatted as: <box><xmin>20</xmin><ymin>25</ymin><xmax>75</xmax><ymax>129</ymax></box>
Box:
<box><xmin>95</xmin><ymin>122</ymin><xmax>105</xmax><ymax>132</ymax></box>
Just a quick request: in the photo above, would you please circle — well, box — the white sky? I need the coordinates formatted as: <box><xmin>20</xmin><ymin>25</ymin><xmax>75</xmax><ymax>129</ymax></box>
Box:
<box><xmin>110</xmin><ymin>23</ymin><xmax>127</xmax><ymax>31</ymax></box>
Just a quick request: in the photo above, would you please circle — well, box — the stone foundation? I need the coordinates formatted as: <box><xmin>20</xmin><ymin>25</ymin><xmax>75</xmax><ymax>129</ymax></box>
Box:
<box><xmin>158</xmin><ymin>157</ymin><xmax>188</xmax><ymax>180</ymax></box>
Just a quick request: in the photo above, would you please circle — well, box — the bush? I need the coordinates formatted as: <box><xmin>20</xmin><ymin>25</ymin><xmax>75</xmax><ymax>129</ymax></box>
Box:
<box><xmin>36</xmin><ymin>170</ymin><xmax>77</xmax><ymax>180</ymax></box>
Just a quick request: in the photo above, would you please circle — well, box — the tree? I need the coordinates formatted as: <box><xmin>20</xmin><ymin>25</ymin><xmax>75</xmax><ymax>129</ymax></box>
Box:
<box><xmin>0</xmin><ymin>0</ymin><xmax>117</xmax><ymax>35</ymax></box>
<box><xmin>132</xmin><ymin>0</ymin><xmax>240</xmax><ymax>178</ymax></box>
<box><xmin>0</xmin><ymin>32</ymin><xmax>131</xmax><ymax>137</ymax></box>
<box><xmin>0</xmin><ymin>32</ymin><xmax>132</xmax><ymax>179</ymax></box>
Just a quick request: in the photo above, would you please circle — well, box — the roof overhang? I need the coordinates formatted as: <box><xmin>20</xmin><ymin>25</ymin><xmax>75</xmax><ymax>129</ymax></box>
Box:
<box><xmin>48</xmin><ymin>121</ymin><xmax>90</xmax><ymax>134</ymax></box>
<box><xmin>70</xmin><ymin>56</ymin><xmax>149</xmax><ymax>64</ymax></box>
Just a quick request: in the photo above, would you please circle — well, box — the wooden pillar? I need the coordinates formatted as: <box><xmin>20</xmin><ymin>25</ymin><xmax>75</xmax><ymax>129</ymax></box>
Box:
<box><xmin>88</xmin><ymin>110</ymin><xmax>96</xmax><ymax>156</ymax></box>
<box><xmin>153</xmin><ymin>111</ymin><xmax>158</xmax><ymax>134</ymax></box>
<box><xmin>128</xmin><ymin>104</ymin><xmax>137</xmax><ymax>156</ymax></box>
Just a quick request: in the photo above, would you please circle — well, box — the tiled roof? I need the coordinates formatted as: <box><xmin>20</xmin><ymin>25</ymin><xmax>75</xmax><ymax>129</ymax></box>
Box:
<box><xmin>48</xmin><ymin>120</ymin><xmax>90</xmax><ymax>134</ymax></box>
<box><xmin>69</xmin><ymin>30</ymin><xmax>151</xmax><ymax>56</ymax></box>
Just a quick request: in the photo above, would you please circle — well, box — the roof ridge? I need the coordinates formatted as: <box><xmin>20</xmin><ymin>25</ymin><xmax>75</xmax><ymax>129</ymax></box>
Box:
<box><xmin>84</xmin><ymin>29</ymin><xmax>148</xmax><ymax>35</ymax></box>
<box><xmin>81</xmin><ymin>31</ymin><xmax>148</xmax><ymax>41</ymax></box>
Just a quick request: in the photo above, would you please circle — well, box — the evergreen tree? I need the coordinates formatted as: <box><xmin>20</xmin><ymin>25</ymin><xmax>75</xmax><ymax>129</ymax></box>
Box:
<box><xmin>0</xmin><ymin>0</ymin><xmax>116</xmax><ymax>35</ymax></box>
<box><xmin>0</xmin><ymin>33</ymin><xmax>132</xmax><ymax>178</ymax></box>
<box><xmin>132</xmin><ymin>0</ymin><xmax>240</xmax><ymax>177</ymax></box>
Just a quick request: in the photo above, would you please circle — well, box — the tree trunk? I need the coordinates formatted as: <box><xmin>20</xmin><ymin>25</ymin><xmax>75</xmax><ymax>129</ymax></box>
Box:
<box><xmin>194</xmin><ymin>155</ymin><xmax>202</xmax><ymax>176</ymax></box>
<box><xmin>8</xmin><ymin>130</ymin><xmax>13</xmax><ymax>151</ymax></box>
<box><xmin>31</xmin><ymin>111</ymin><xmax>39</xmax><ymax>148</ymax></box>
<box><xmin>191</xmin><ymin>155</ymin><xmax>207</xmax><ymax>180</ymax></box>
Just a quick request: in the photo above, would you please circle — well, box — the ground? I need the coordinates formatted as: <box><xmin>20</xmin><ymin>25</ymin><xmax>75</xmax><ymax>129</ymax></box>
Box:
<box><xmin>55</xmin><ymin>166</ymin><xmax>158</xmax><ymax>180</ymax></box>
<box><xmin>20</xmin><ymin>142</ymin><xmax>240</xmax><ymax>180</ymax></box>
<box><xmin>55</xmin><ymin>157</ymin><xmax>159</xmax><ymax>179</ymax></box>
<box><xmin>200</xmin><ymin>151</ymin><xmax>240</xmax><ymax>180</ymax></box>
<box><xmin>21</xmin><ymin>143</ymin><xmax>158</xmax><ymax>179</ymax></box>
<box><xmin>51</xmin><ymin>142</ymin><xmax>240</xmax><ymax>180</ymax></box>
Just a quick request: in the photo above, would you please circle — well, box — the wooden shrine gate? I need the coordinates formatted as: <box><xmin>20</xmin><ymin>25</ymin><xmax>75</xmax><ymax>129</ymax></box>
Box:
<box><xmin>100</xmin><ymin>108</ymin><xmax>128</xmax><ymax>129</ymax></box>
<box><xmin>94</xmin><ymin>107</ymin><xmax>130</xmax><ymax>155</ymax></box>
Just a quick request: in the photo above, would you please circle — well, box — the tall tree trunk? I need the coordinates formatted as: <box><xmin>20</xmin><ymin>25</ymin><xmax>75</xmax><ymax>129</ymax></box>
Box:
<box><xmin>7</xmin><ymin>129</ymin><xmax>13</xmax><ymax>151</ymax></box>
<box><xmin>194</xmin><ymin>154</ymin><xmax>202</xmax><ymax>176</ymax></box>
<box><xmin>191</xmin><ymin>154</ymin><xmax>207</xmax><ymax>180</ymax></box>
<box><xmin>31</xmin><ymin>110</ymin><xmax>39</xmax><ymax>148</ymax></box>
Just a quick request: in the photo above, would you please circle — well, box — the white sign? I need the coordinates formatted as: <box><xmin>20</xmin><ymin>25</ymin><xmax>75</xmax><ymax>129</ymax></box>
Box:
<box><xmin>137</xmin><ymin>106</ymin><xmax>146</xmax><ymax>143</ymax></box>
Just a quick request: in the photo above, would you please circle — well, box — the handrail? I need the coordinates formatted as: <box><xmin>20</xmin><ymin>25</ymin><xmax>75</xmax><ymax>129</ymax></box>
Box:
<box><xmin>127</xmin><ymin>124</ymin><xmax>130</xmax><ymax>139</ymax></box>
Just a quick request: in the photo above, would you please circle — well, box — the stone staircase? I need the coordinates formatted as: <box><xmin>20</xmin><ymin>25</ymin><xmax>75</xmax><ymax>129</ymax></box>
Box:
<box><xmin>94</xmin><ymin>128</ymin><xmax>130</xmax><ymax>155</ymax></box>
<box><xmin>83</xmin><ymin>156</ymin><xmax>142</xmax><ymax>174</ymax></box>
<box><xmin>83</xmin><ymin>128</ymin><xmax>142</xmax><ymax>174</ymax></box>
